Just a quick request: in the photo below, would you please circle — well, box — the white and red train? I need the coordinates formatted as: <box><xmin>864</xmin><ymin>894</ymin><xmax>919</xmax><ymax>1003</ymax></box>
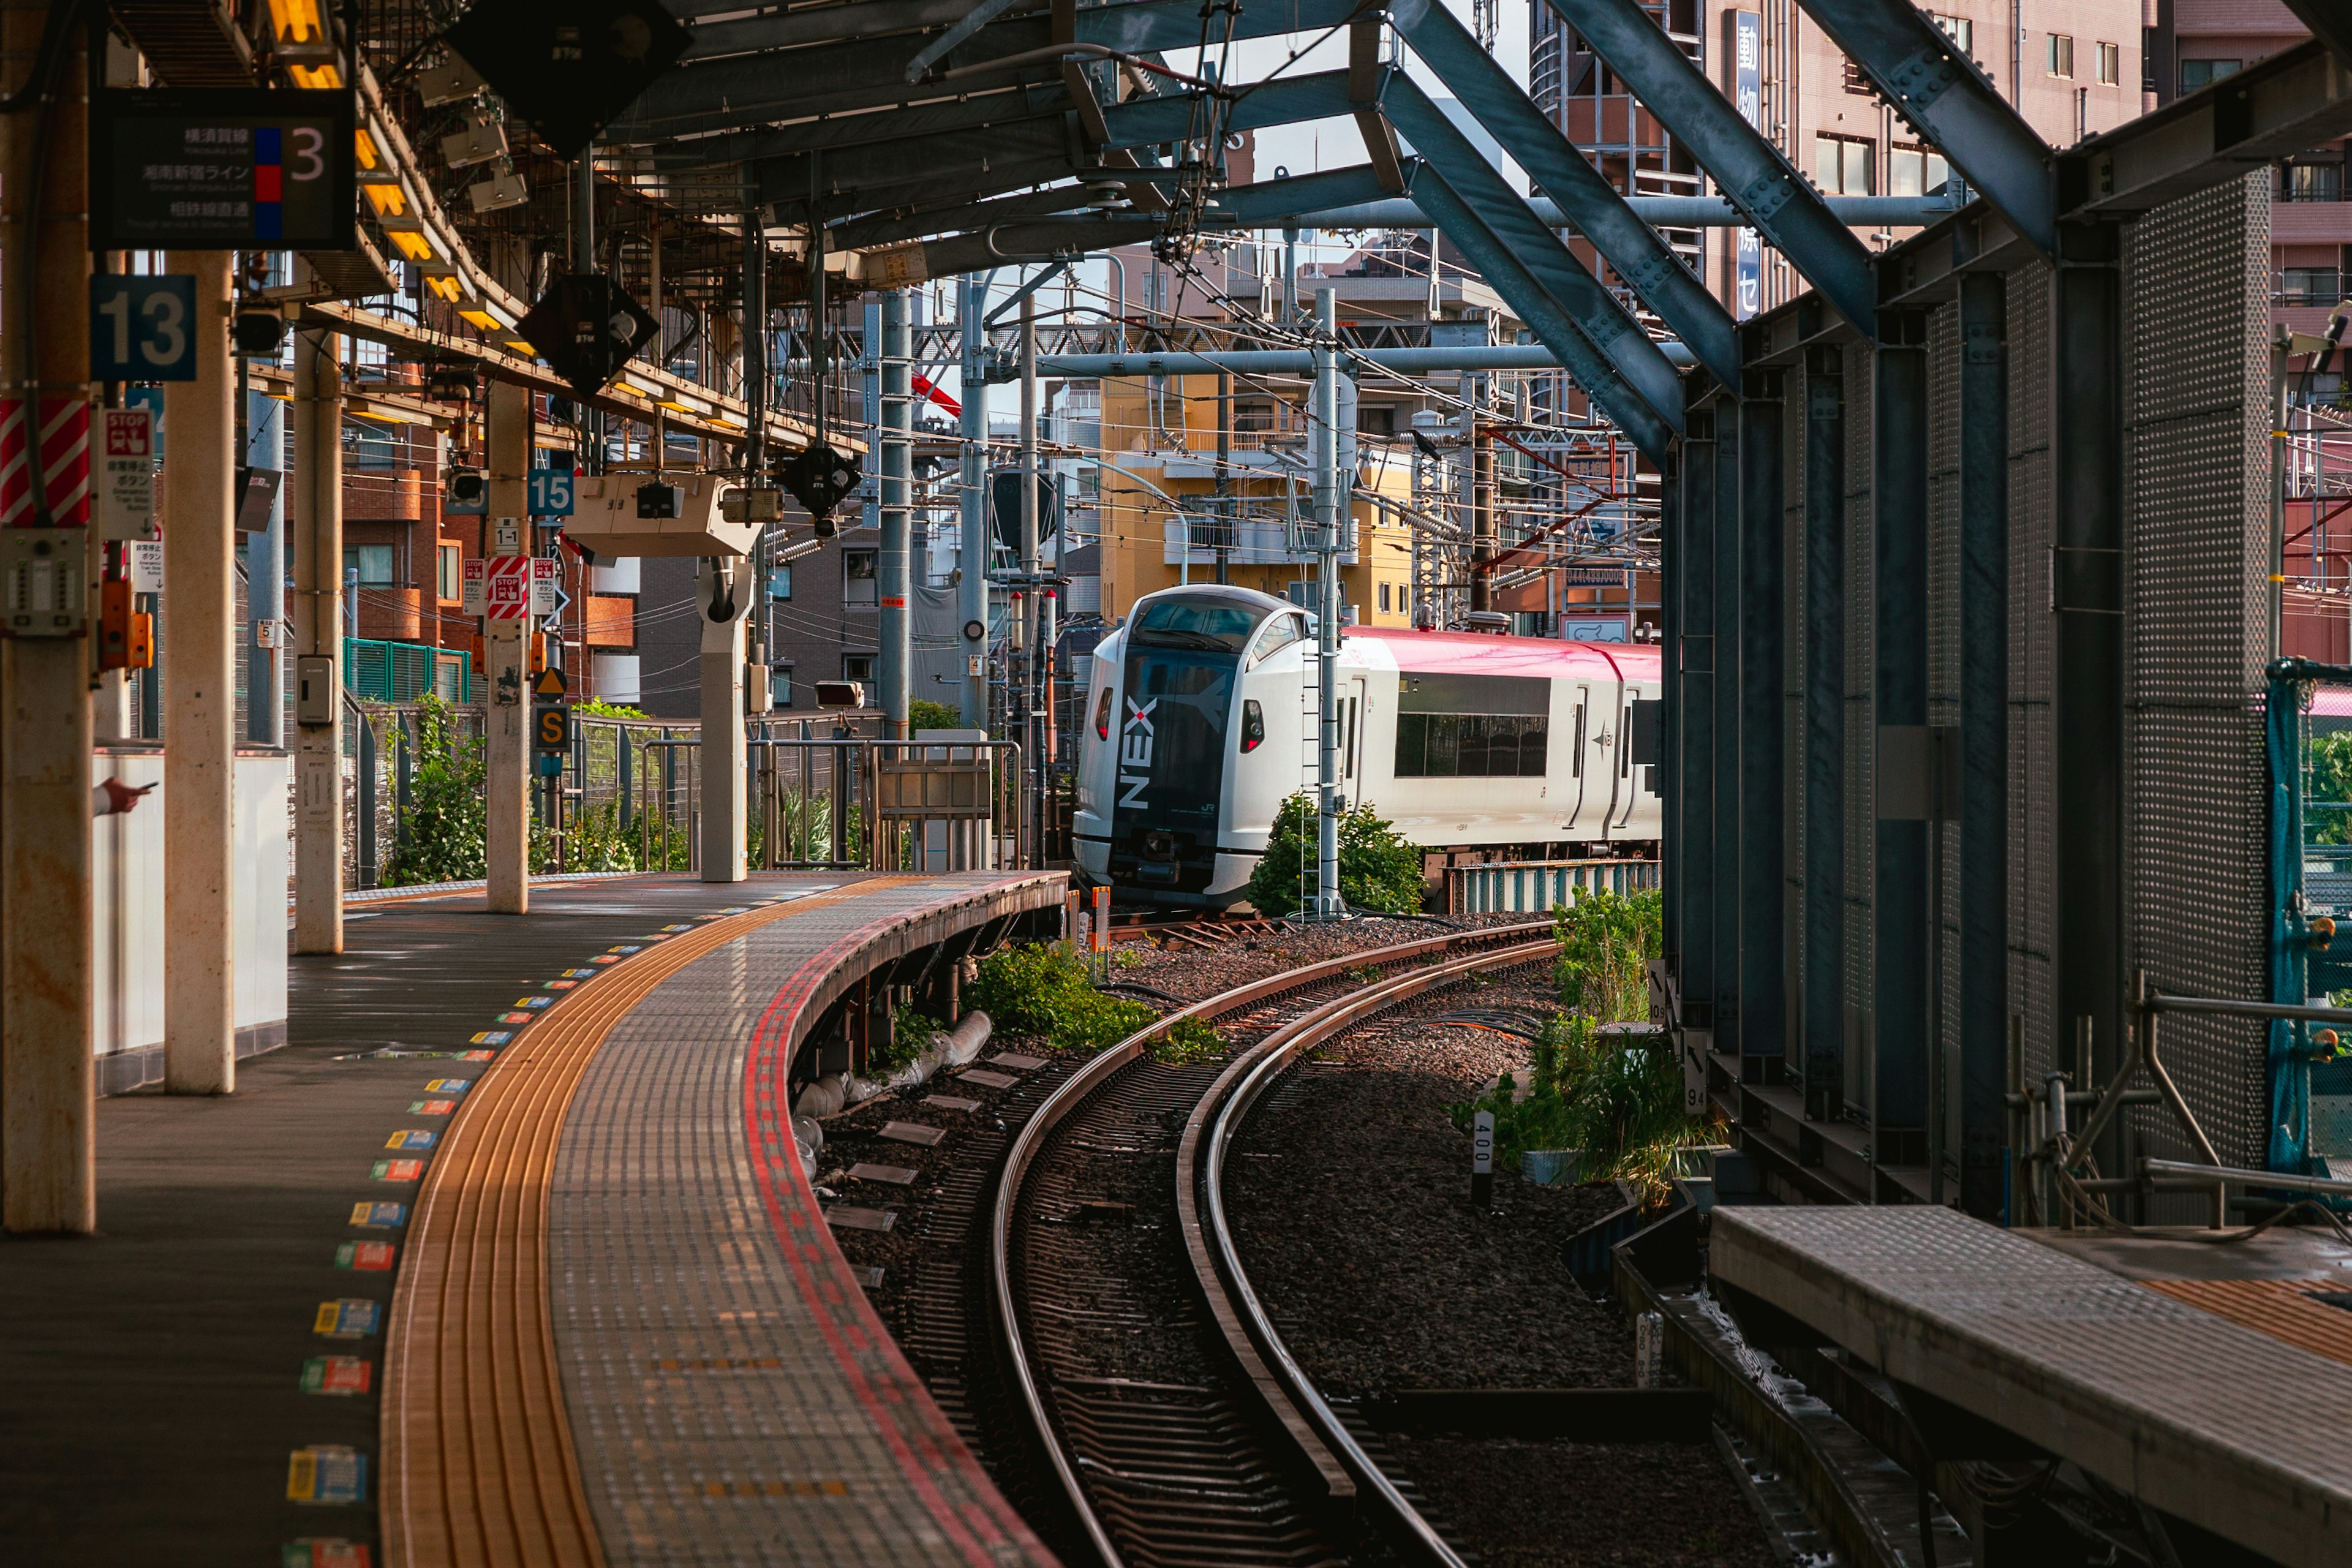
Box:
<box><xmin>1074</xmin><ymin>585</ymin><xmax>1662</xmax><ymax>908</ymax></box>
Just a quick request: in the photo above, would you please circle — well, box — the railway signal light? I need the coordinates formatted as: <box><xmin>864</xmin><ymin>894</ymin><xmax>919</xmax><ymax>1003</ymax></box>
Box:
<box><xmin>514</xmin><ymin>271</ymin><xmax>660</xmax><ymax>398</ymax></box>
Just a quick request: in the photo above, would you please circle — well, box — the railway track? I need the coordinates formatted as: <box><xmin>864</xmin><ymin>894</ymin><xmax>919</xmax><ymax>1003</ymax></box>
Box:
<box><xmin>987</xmin><ymin>923</ymin><xmax>1557</xmax><ymax>1568</ymax></box>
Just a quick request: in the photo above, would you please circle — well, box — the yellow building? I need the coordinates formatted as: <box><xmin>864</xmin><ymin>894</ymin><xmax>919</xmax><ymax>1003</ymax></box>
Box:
<box><xmin>1088</xmin><ymin>373</ymin><xmax>1423</xmax><ymax>628</ymax></box>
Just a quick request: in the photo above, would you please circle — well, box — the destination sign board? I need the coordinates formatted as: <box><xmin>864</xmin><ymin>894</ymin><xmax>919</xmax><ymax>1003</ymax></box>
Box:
<box><xmin>92</xmin><ymin>89</ymin><xmax>356</xmax><ymax>251</ymax></box>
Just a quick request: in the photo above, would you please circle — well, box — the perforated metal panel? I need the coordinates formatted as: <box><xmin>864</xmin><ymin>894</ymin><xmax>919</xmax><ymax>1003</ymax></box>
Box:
<box><xmin>1926</xmin><ymin>303</ymin><xmax>1963</xmax><ymax>1157</ymax></box>
<box><xmin>1844</xmin><ymin>338</ymin><xmax>1876</xmax><ymax>1111</ymax></box>
<box><xmin>2122</xmin><ymin>170</ymin><xmax>2273</xmax><ymax>1174</ymax></box>
<box><xmin>2007</xmin><ymin>265</ymin><xmax>2057</xmax><ymax>1088</ymax></box>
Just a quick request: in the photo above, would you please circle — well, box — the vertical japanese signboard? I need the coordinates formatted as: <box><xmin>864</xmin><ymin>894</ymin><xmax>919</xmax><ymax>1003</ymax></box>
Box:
<box><xmin>1732</xmin><ymin>12</ymin><xmax>1763</xmax><ymax>322</ymax></box>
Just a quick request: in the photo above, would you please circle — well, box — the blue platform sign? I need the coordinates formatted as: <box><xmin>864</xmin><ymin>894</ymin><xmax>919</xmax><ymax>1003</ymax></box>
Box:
<box><xmin>89</xmin><ymin>274</ymin><xmax>198</xmax><ymax>381</ymax></box>
<box><xmin>1732</xmin><ymin>11</ymin><xmax>1763</xmax><ymax>321</ymax></box>
<box><xmin>527</xmin><ymin>468</ymin><xmax>575</xmax><ymax>516</ymax></box>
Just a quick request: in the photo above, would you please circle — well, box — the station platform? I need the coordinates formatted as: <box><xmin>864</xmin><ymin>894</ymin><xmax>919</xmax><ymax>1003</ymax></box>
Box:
<box><xmin>1708</xmin><ymin>1206</ymin><xmax>2352</xmax><ymax>1568</ymax></box>
<box><xmin>0</xmin><ymin>870</ymin><xmax>1063</xmax><ymax>1568</ymax></box>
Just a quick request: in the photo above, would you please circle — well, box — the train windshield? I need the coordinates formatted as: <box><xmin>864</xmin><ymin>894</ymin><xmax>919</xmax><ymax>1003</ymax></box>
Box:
<box><xmin>1113</xmin><ymin>647</ymin><xmax>1235</xmax><ymax>835</ymax></box>
<box><xmin>1130</xmin><ymin>594</ymin><xmax>1262</xmax><ymax>654</ymax></box>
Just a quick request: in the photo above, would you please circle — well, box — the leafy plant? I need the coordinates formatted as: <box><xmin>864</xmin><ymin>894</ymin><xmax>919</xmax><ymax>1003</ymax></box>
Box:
<box><xmin>563</xmin><ymin>800</ymin><xmax>641</xmax><ymax>873</ymax></box>
<box><xmin>1246</xmin><ymin>794</ymin><xmax>1426</xmax><ymax>919</ymax></box>
<box><xmin>578</xmin><ymin>698</ymin><xmax>649</xmax><ymax>720</ymax></box>
<box><xmin>383</xmin><ymin>697</ymin><xmax>488</xmax><ymax>886</ymax></box>
<box><xmin>879</xmin><ymin>1004</ymin><xmax>943</xmax><ymax>1075</ymax></box>
<box><xmin>1451</xmin><ymin>1012</ymin><xmax>1702</xmax><ymax>1200</ymax></box>
<box><xmin>969</xmin><ymin>942</ymin><xmax>1155</xmax><ymax>1052</ymax></box>
<box><xmin>2310</xmin><ymin>728</ymin><xmax>2352</xmax><ymax>846</ymax></box>
<box><xmin>1152</xmin><ymin>1017</ymin><xmax>1223</xmax><ymax>1065</ymax></box>
<box><xmin>1553</xmin><ymin>889</ymin><xmax>1662</xmax><ymax>1022</ymax></box>
<box><xmin>909</xmin><ymin>698</ymin><xmax>965</xmax><ymax>733</ymax></box>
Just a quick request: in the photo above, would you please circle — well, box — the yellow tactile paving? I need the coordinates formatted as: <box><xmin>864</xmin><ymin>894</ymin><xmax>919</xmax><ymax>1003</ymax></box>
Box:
<box><xmin>381</xmin><ymin>879</ymin><xmax>912</xmax><ymax>1568</ymax></box>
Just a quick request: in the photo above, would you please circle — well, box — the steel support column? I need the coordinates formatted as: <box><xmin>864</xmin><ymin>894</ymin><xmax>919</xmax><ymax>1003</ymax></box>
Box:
<box><xmin>958</xmin><ymin>277</ymin><xmax>989</xmax><ymax>727</ymax></box>
<box><xmin>292</xmin><ymin>328</ymin><xmax>342</xmax><ymax>954</ymax></box>
<box><xmin>1712</xmin><ymin>396</ymin><xmax>1743</xmax><ymax>1054</ymax></box>
<box><xmin>1957</xmin><ymin>273</ymin><xmax>2009</xmax><ymax>1219</ymax></box>
<box><xmin>1739</xmin><ymin>377</ymin><xmax>1787</xmax><ymax>1074</ymax></box>
<box><xmin>1800</xmin><ymin>349</ymin><xmax>1847</xmax><ymax>1121</ymax></box>
<box><xmin>2052</xmin><ymin>224</ymin><xmax>2125</xmax><ymax>1142</ymax></box>
<box><xmin>1872</xmin><ymin>311</ymin><xmax>1932</xmax><ymax>1166</ymax></box>
<box><xmin>1675</xmin><ymin>404</ymin><xmax>1721</xmax><ymax>1028</ymax></box>
<box><xmin>879</xmin><ymin>289</ymin><xmax>911</xmax><ymax>736</ymax></box>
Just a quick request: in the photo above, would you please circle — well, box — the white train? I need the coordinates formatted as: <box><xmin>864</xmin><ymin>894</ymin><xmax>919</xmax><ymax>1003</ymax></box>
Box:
<box><xmin>1074</xmin><ymin>585</ymin><xmax>1662</xmax><ymax>908</ymax></box>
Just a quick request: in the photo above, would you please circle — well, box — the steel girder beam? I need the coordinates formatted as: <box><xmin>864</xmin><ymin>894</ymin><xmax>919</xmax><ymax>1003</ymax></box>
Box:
<box><xmin>619</xmin><ymin>0</ymin><xmax>1366</xmax><ymax>143</ymax></box>
<box><xmin>1955</xmin><ymin>272</ymin><xmax>2007</xmax><ymax>1221</ymax></box>
<box><xmin>682</xmin><ymin>0</ymin><xmax>1008</xmax><ymax>60</ymax></box>
<box><xmin>1798</xmin><ymin>346</ymin><xmax>1844</xmax><ymax>1121</ymax></box>
<box><xmin>830</xmin><ymin>179</ymin><xmax>1128</xmax><ymax>249</ymax></box>
<box><xmin>1709</xmin><ymin>393</ymin><xmax>1742</xmax><ymax>1055</ymax></box>
<box><xmin>2278</xmin><ymin>0</ymin><xmax>2352</xmax><ymax>72</ymax></box>
<box><xmin>1870</xmin><ymin>310</ymin><xmax>1931</xmax><ymax>1169</ymax></box>
<box><xmin>2059</xmin><ymin>40</ymin><xmax>2352</xmax><ymax>217</ymax></box>
<box><xmin>1386</xmin><ymin>82</ymin><xmax>1684</xmax><ymax>436</ymax></box>
<box><xmin>653</xmin><ymin>83</ymin><xmax>1070</xmax><ymax>168</ymax></box>
<box><xmin>749</xmin><ymin>74</ymin><xmax>1348</xmax><ymax>231</ymax></box>
<box><xmin>1737</xmin><ymin>375</ymin><xmax>1785</xmax><ymax>1072</ymax></box>
<box><xmin>830</xmin><ymin>162</ymin><xmax>1393</xmax><ymax>251</ymax></box>
<box><xmin>1404</xmin><ymin>164</ymin><xmax>1675</xmax><ymax>461</ymax></box>
<box><xmin>1386</xmin><ymin>0</ymin><xmax>1738</xmax><ymax>389</ymax></box>
<box><xmin>768</xmin><ymin>154</ymin><xmax>1084</xmax><ymax>224</ymax></box>
<box><xmin>1542</xmin><ymin>0</ymin><xmax>1875</xmax><ymax>337</ymax></box>
<box><xmin>1794</xmin><ymin>0</ymin><xmax>2054</xmax><ymax>257</ymax></box>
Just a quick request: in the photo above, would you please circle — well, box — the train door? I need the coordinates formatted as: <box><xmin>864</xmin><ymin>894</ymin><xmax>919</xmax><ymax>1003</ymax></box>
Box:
<box><xmin>1562</xmin><ymin>685</ymin><xmax>1591</xmax><ymax>829</ymax></box>
<box><xmin>1611</xmin><ymin>684</ymin><xmax>1640</xmax><ymax>831</ymax></box>
<box><xmin>1343</xmin><ymin>677</ymin><xmax>1366</xmax><ymax>786</ymax></box>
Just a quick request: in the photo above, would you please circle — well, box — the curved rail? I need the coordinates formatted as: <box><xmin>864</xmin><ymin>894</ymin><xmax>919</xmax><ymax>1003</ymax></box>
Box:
<box><xmin>1180</xmin><ymin>937</ymin><xmax>1560</xmax><ymax>1568</ymax></box>
<box><xmin>988</xmin><ymin>921</ymin><xmax>1551</xmax><ymax>1567</ymax></box>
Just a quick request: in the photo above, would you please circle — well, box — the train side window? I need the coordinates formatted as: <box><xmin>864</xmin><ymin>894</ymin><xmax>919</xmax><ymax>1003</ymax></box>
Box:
<box><xmin>1250</xmin><ymin>614</ymin><xmax>1303</xmax><ymax>665</ymax></box>
<box><xmin>1518</xmin><ymin>717</ymin><xmax>1547</xmax><ymax>776</ymax></box>
<box><xmin>1572</xmin><ymin>703</ymin><xmax>1586</xmax><ymax>778</ymax></box>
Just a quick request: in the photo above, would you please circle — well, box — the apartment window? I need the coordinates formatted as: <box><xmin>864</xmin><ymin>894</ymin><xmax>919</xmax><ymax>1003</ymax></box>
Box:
<box><xmin>2046</xmin><ymin>34</ymin><xmax>2074</xmax><ymax>78</ymax></box>
<box><xmin>1232</xmin><ymin>401</ymin><xmax>1275</xmax><ymax>433</ymax></box>
<box><xmin>843</xmin><ymin>654</ymin><xmax>875</xmax><ymax>683</ymax></box>
<box><xmin>2180</xmin><ymin>58</ymin><xmax>2241</xmax><ymax>93</ymax></box>
<box><xmin>2283</xmin><ymin>268</ymin><xmax>2342</xmax><ymax>307</ymax></box>
<box><xmin>1815</xmin><ymin>134</ymin><xmax>1876</xmax><ymax>195</ymax></box>
<box><xmin>344</xmin><ymin>544</ymin><xmax>393</xmax><ymax>587</ymax></box>
<box><xmin>772</xmin><ymin>667</ymin><xmax>793</xmax><ymax>707</ymax></box>
<box><xmin>1932</xmin><ymin>13</ymin><xmax>1972</xmax><ymax>56</ymax></box>
<box><xmin>768</xmin><ymin>562</ymin><xmax>793</xmax><ymax>600</ymax></box>
<box><xmin>1378</xmin><ymin>581</ymin><xmax>1392</xmax><ymax>614</ymax></box>
<box><xmin>842</xmin><ymin>548</ymin><xmax>876</xmax><ymax>606</ymax></box>
<box><xmin>2285</xmin><ymin>160</ymin><xmax>2345</xmax><ymax>203</ymax></box>
<box><xmin>436</xmin><ymin>543</ymin><xmax>461</xmax><ymax>600</ymax></box>
<box><xmin>2097</xmin><ymin>41</ymin><xmax>2119</xmax><ymax>86</ymax></box>
<box><xmin>1360</xmin><ymin>405</ymin><xmax>1396</xmax><ymax>436</ymax></box>
<box><xmin>1890</xmin><ymin>145</ymin><xmax>1951</xmax><ymax>198</ymax></box>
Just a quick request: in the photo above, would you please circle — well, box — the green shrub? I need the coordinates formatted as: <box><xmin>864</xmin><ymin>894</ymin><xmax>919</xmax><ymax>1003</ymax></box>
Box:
<box><xmin>1452</xmin><ymin>1012</ymin><xmax>1699</xmax><ymax>1198</ymax></box>
<box><xmin>1554</xmin><ymin>889</ymin><xmax>1661</xmax><ymax>1022</ymax></box>
<box><xmin>909</xmin><ymin>698</ymin><xmax>964</xmax><ymax>733</ymax></box>
<box><xmin>578</xmin><ymin>698</ymin><xmax>649</xmax><ymax>719</ymax></box>
<box><xmin>969</xmin><ymin>943</ymin><xmax>1155</xmax><ymax>1052</ymax></box>
<box><xmin>564</xmin><ymin>800</ymin><xmax>641</xmax><ymax>873</ymax></box>
<box><xmin>382</xmin><ymin>697</ymin><xmax>488</xmax><ymax>886</ymax></box>
<box><xmin>1246</xmin><ymin>794</ymin><xmax>1426</xmax><ymax>918</ymax></box>
<box><xmin>879</xmin><ymin>1004</ymin><xmax>943</xmax><ymax>1075</ymax></box>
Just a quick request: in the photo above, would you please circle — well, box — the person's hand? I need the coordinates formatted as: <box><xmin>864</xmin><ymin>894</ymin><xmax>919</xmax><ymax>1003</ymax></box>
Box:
<box><xmin>96</xmin><ymin>777</ymin><xmax>157</xmax><ymax>816</ymax></box>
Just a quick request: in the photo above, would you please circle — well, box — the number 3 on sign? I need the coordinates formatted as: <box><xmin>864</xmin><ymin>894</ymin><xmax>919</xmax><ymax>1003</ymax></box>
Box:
<box><xmin>90</xmin><ymin>275</ymin><xmax>198</xmax><ymax>382</ymax></box>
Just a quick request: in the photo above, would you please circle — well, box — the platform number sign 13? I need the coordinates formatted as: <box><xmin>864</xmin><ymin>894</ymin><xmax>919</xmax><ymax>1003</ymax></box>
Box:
<box><xmin>527</xmin><ymin>469</ymin><xmax>575</xmax><ymax>517</ymax></box>
<box><xmin>89</xmin><ymin>274</ymin><xmax>198</xmax><ymax>381</ymax></box>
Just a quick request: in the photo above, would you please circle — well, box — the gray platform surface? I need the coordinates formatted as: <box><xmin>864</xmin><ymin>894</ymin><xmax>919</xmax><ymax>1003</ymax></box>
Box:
<box><xmin>549</xmin><ymin>871</ymin><xmax>1061</xmax><ymax>1568</ymax></box>
<box><xmin>1711</xmin><ymin>1206</ymin><xmax>2352</xmax><ymax>1568</ymax></box>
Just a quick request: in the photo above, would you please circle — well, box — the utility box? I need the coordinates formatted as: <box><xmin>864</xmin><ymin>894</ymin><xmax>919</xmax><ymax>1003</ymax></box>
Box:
<box><xmin>296</xmin><ymin>655</ymin><xmax>336</xmax><ymax>725</ymax></box>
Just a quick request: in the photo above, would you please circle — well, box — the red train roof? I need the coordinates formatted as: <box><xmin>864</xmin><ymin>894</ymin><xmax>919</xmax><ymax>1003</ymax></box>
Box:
<box><xmin>1346</xmin><ymin>625</ymin><xmax>1660</xmax><ymax>682</ymax></box>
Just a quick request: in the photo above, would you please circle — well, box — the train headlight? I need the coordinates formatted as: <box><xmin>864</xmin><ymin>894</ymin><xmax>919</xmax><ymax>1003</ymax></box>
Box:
<box><xmin>1240</xmin><ymin>699</ymin><xmax>1265</xmax><ymax>753</ymax></box>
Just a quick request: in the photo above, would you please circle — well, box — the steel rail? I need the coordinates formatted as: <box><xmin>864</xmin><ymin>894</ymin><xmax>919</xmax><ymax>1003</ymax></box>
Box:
<box><xmin>1180</xmin><ymin>937</ymin><xmax>1561</xmax><ymax>1568</ymax></box>
<box><xmin>987</xmin><ymin>919</ymin><xmax>1551</xmax><ymax>1567</ymax></box>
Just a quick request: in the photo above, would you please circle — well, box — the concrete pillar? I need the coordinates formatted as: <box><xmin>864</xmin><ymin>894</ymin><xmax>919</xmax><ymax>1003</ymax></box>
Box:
<box><xmin>699</xmin><ymin>558</ymin><xmax>748</xmax><ymax>881</ymax></box>
<box><xmin>162</xmin><ymin>251</ymin><xmax>236</xmax><ymax>1095</ymax></box>
<box><xmin>292</xmin><ymin>328</ymin><xmax>343</xmax><ymax>954</ymax></box>
<box><xmin>484</xmin><ymin>380</ymin><xmax>530</xmax><ymax>913</ymax></box>
<box><xmin>1</xmin><ymin>9</ymin><xmax>96</xmax><ymax>1231</ymax></box>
